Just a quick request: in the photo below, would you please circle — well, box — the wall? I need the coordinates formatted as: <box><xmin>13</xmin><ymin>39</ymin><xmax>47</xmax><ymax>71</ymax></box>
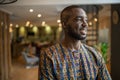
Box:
<box><xmin>111</xmin><ymin>4</ymin><xmax>120</xmax><ymax>79</ymax></box>
<box><xmin>98</xmin><ymin>5</ymin><xmax>111</xmax><ymax>73</ymax></box>
<box><xmin>98</xmin><ymin>5</ymin><xmax>111</xmax><ymax>43</ymax></box>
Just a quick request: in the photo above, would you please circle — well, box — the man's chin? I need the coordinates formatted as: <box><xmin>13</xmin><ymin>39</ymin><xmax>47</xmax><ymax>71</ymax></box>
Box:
<box><xmin>80</xmin><ymin>35</ymin><xmax>86</xmax><ymax>40</ymax></box>
<box><xmin>72</xmin><ymin>36</ymin><xmax>86</xmax><ymax>40</ymax></box>
<box><xmin>79</xmin><ymin>37</ymin><xmax>86</xmax><ymax>40</ymax></box>
<box><xmin>68</xmin><ymin>31</ymin><xmax>87</xmax><ymax>40</ymax></box>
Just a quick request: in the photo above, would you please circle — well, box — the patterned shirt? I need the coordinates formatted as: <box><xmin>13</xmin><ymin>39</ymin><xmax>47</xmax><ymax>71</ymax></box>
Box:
<box><xmin>39</xmin><ymin>43</ymin><xmax>112</xmax><ymax>80</ymax></box>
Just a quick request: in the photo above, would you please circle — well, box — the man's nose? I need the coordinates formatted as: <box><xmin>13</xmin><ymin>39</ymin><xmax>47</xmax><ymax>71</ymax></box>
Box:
<box><xmin>81</xmin><ymin>20</ymin><xmax>88</xmax><ymax>27</ymax></box>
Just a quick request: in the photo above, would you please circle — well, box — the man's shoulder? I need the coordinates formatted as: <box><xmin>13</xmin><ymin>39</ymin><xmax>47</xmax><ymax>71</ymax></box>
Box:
<box><xmin>83</xmin><ymin>44</ymin><xmax>103</xmax><ymax>58</ymax></box>
<box><xmin>41</xmin><ymin>43</ymin><xmax>59</xmax><ymax>51</ymax></box>
<box><xmin>40</xmin><ymin>43</ymin><xmax>59</xmax><ymax>56</ymax></box>
<box><xmin>83</xmin><ymin>44</ymin><xmax>96</xmax><ymax>51</ymax></box>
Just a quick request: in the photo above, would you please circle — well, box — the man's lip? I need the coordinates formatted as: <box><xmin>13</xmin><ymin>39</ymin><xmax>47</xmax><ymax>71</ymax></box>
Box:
<box><xmin>80</xmin><ymin>29</ymin><xmax>87</xmax><ymax>35</ymax></box>
<box><xmin>80</xmin><ymin>28</ymin><xmax>87</xmax><ymax>31</ymax></box>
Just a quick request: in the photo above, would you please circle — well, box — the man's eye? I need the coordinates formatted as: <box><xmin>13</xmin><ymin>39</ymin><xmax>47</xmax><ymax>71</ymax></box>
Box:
<box><xmin>75</xmin><ymin>18</ymin><xmax>82</xmax><ymax>21</ymax></box>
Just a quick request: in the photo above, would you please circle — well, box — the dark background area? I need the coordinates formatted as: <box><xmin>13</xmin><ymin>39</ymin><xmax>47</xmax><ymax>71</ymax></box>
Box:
<box><xmin>111</xmin><ymin>4</ymin><xmax>120</xmax><ymax>80</ymax></box>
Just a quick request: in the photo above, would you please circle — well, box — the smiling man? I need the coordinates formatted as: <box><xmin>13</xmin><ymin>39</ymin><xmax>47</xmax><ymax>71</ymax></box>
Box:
<box><xmin>39</xmin><ymin>5</ymin><xmax>112</xmax><ymax>80</ymax></box>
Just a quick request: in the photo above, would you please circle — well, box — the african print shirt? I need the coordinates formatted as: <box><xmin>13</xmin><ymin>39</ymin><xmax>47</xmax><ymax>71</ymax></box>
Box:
<box><xmin>39</xmin><ymin>43</ymin><xmax>112</xmax><ymax>80</ymax></box>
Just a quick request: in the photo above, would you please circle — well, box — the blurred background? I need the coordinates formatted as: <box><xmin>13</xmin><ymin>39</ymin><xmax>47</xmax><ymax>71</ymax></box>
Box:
<box><xmin>0</xmin><ymin>0</ymin><xmax>120</xmax><ymax>80</ymax></box>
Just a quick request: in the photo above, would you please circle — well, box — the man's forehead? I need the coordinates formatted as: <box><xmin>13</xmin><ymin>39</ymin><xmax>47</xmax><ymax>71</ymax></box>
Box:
<box><xmin>71</xmin><ymin>8</ymin><xmax>85</xmax><ymax>12</ymax></box>
<box><xmin>71</xmin><ymin>8</ymin><xmax>87</xmax><ymax>16</ymax></box>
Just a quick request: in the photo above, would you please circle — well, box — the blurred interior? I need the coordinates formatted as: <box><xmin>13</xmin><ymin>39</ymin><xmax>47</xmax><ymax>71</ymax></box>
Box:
<box><xmin>0</xmin><ymin>0</ymin><xmax>120</xmax><ymax>80</ymax></box>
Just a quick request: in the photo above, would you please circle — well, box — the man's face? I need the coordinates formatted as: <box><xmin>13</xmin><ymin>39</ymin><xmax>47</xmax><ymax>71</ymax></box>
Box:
<box><xmin>65</xmin><ymin>8</ymin><xmax>88</xmax><ymax>40</ymax></box>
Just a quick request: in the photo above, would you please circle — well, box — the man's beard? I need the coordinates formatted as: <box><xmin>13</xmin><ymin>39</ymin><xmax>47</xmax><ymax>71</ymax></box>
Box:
<box><xmin>67</xmin><ymin>25</ymin><xmax>87</xmax><ymax>40</ymax></box>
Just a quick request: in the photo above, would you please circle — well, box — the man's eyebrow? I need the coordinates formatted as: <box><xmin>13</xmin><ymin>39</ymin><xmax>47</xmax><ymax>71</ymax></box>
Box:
<box><xmin>75</xmin><ymin>16</ymin><xmax>88</xmax><ymax>19</ymax></box>
<box><xmin>76</xmin><ymin>16</ymin><xmax>82</xmax><ymax>18</ymax></box>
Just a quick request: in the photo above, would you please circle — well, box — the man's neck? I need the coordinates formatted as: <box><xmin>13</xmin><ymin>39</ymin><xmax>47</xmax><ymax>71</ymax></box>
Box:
<box><xmin>61</xmin><ymin>36</ymin><xmax>82</xmax><ymax>51</ymax></box>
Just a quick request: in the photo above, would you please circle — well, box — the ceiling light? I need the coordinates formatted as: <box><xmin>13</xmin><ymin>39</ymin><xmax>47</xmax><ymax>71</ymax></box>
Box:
<box><xmin>57</xmin><ymin>19</ymin><xmax>61</xmax><ymax>23</ymax></box>
<box><xmin>89</xmin><ymin>22</ymin><xmax>92</xmax><ymax>26</ymax></box>
<box><xmin>94</xmin><ymin>18</ymin><xmax>98</xmax><ymax>22</ymax></box>
<box><xmin>29</xmin><ymin>9</ymin><xmax>33</xmax><ymax>12</ymax></box>
<box><xmin>37</xmin><ymin>14</ymin><xmax>42</xmax><ymax>18</ymax></box>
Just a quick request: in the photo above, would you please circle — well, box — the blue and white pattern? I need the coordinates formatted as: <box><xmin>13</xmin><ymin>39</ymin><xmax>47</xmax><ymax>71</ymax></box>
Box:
<box><xmin>39</xmin><ymin>43</ymin><xmax>111</xmax><ymax>80</ymax></box>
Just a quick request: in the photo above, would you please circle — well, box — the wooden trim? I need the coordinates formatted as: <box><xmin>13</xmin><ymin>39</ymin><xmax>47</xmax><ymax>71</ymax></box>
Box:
<box><xmin>0</xmin><ymin>10</ymin><xmax>11</xmax><ymax>80</ymax></box>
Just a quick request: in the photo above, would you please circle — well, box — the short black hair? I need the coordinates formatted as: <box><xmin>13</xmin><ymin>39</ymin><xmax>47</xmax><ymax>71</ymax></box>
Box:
<box><xmin>60</xmin><ymin>5</ymin><xmax>82</xmax><ymax>23</ymax></box>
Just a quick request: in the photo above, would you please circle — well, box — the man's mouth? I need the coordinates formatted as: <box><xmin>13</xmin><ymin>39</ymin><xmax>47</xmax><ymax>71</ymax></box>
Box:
<box><xmin>80</xmin><ymin>29</ymin><xmax>87</xmax><ymax>35</ymax></box>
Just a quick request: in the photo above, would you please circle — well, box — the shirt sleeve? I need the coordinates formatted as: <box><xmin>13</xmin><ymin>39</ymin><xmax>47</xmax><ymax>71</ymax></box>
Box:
<box><xmin>98</xmin><ymin>54</ymin><xmax>112</xmax><ymax>80</ymax></box>
<box><xmin>38</xmin><ymin>50</ymin><xmax>57</xmax><ymax>80</ymax></box>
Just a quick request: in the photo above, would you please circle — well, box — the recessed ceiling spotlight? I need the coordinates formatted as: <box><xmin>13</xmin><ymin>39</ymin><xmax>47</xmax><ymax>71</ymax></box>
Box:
<box><xmin>29</xmin><ymin>9</ymin><xmax>34</xmax><ymax>12</ymax></box>
<box><xmin>94</xmin><ymin>18</ymin><xmax>98</xmax><ymax>22</ymax></box>
<box><xmin>57</xmin><ymin>19</ymin><xmax>61</xmax><ymax>23</ymax></box>
<box><xmin>89</xmin><ymin>22</ymin><xmax>92</xmax><ymax>26</ymax></box>
<box><xmin>37</xmin><ymin>14</ymin><xmax>42</xmax><ymax>18</ymax></box>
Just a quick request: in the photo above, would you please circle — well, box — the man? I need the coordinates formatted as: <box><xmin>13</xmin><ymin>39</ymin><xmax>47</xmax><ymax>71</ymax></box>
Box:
<box><xmin>39</xmin><ymin>5</ymin><xmax>112</xmax><ymax>80</ymax></box>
